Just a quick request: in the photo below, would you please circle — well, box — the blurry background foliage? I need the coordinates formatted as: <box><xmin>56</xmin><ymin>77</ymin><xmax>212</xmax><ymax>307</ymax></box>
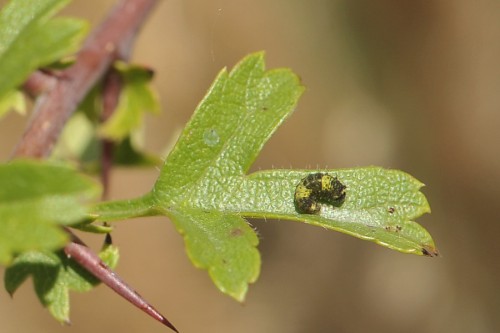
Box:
<box><xmin>1</xmin><ymin>0</ymin><xmax>499</xmax><ymax>332</ymax></box>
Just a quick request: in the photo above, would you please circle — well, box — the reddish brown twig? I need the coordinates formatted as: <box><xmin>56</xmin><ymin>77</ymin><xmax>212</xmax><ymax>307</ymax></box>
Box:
<box><xmin>101</xmin><ymin>70</ymin><xmax>122</xmax><ymax>199</ymax></box>
<box><xmin>22</xmin><ymin>71</ymin><xmax>57</xmax><ymax>98</ymax></box>
<box><xmin>12</xmin><ymin>0</ymin><xmax>178</xmax><ymax>331</ymax></box>
<box><xmin>13</xmin><ymin>0</ymin><xmax>157</xmax><ymax>158</ymax></box>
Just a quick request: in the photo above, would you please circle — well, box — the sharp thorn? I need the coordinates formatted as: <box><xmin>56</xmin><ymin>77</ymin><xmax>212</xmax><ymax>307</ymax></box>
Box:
<box><xmin>64</xmin><ymin>239</ymin><xmax>179</xmax><ymax>332</ymax></box>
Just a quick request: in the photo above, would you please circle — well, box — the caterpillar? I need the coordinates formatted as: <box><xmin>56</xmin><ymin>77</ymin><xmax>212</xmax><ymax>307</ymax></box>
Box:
<box><xmin>294</xmin><ymin>173</ymin><xmax>346</xmax><ymax>214</ymax></box>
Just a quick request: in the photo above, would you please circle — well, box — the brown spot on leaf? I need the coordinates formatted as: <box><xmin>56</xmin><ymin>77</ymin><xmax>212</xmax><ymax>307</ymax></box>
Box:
<box><xmin>230</xmin><ymin>228</ymin><xmax>243</xmax><ymax>237</ymax></box>
<box><xmin>384</xmin><ymin>225</ymin><xmax>402</xmax><ymax>233</ymax></box>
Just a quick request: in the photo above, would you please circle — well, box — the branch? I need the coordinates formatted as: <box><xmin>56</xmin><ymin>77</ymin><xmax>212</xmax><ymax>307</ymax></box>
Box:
<box><xmin>11</xmin><ymin>0</ymin><xmax>179</xmax><ymax>331</ymax></box>
<box><xmin>13</xmin><ymin>0</ymin><xmax>157</xmax><ymax>158</ymax></box>
<box><xmin>101</xmin><ymin>68</ymin><xmax>122</xmax><ymax>199</ymax></box>
<box><xmin>22</xmin><ymin>71</ymin><xmax>57</xmax><ymax>99</ymax></box>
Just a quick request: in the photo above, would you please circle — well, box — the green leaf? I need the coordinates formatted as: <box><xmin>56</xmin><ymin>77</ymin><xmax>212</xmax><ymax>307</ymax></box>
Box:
<box><xmin>149</xmin><ymin>52</ymin><xmax>304</xmax><ymax>301</ymax></box>
<box><xmin>162</xmin><ymin>167</ymin><xmax>434</xmax><ymax>256</ymax></box>
<box><xmin>240</xmin><ymin>168</ymin><xmax>434</xmax><ymax>256</ymax></box>
<box><xmin>52</xmin><ymin>112</ymin><xmax>161</xmax><ymax>171</ymax></box>
<box><xmin>4</xmin><ymin>243</ymin><xmax>119</xmax><ymax>323</ymax></box>
<box><xmin>100</xmin><ymin>61</ymin><xmax>160</xmax><ymax>140</ymax></box>
<box><xmin>154</xmin><ymin>52</ymin><xmax>303</xmax><ymax>200</ymax></box>
<box><xmin>51</xmin><ymin>112</ymin><xmax>96</xmax><ymax>163</ymax></box>
<box><xmin>0</xmin><ymin>160</ymin><xmax>101</xmax><ymax>264</ymax></box>
<box><xmin>0</xmin><ymin>89</ymin><xmax>26</xmax><ymax>119</ymax></box>
<box><xmin>168</xmin><ymin>209</ymin><xmax>260</xmax><ymax>301</ymax></box>
<box><xmin>93</xmin><ymin>52</ymin><xmax>436</xmax><ymax>302</ymax></box>
<box><xmin>0</xmin><ymin>0</ymin><xmax>88</xmax><ymax>100</ymax></box>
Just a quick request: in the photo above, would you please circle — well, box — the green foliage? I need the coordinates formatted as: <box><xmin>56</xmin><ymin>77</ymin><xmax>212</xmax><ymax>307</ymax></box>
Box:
<box><xmin>0</xmin><ymin>0</ymin><xmax>437</xmax><ymax>317</ymax></box>
<box><xmin>0</xmin><ymin>90</ymin><xmax>26</xmax><ymax>119</ymax></box>
<box><xmin>168</xmin><ymin>210</ymin><xmax>259</xmax><ymax>301</ymax></box>
<box><xmin>100</xmin><ymin>61</ymin><xmax>161</xmax><ymax>140</ymax></box>
<box><xmin>51</xmin><ymin>61</ymin><xmax>161</xmax><ymax>170</ymax></box>
<box><xmin>0</xmin><ymin>0</ymin><xmax>88</xmax><ymax>102</ymax></box>
<box><xmin>0</xmin><ymin>160</ymin><xmax>101</xmax><ymax>265</ymax></box>
<box><xmin>92</xmin><ymin>53</ymin><xmax>436</xmax><ymax>303</ymax></box>
<box><xmin>4</xmin><ymin>243</ymin><xmax>119</xmax><ymax>323</ymax></box>
<box><xmin>52</xmin><ymin>112</ymin><xmax>161</xmax><ymax>170</ymax></box>
<box><xmin>51</xmin><ymin>112</ymin><xmax>96</xmax><ymax>163</ymax></box>
<box><xmin>241</xmin><ymin>168</ymin><xmax>433</xmax><ymax>255</ymax></box>
<box><xmin>151</xmin><ymin>52</ymin><xmax>304</xmax><ymax>300</ymax></box>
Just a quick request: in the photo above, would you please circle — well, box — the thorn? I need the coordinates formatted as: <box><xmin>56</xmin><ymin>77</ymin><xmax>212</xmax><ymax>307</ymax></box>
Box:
<box><xmin>64</xmin><ymin>239</ymin><xmax>179</xmax><ymax>332</ymax></box>
<box><xmin>104</xmin><ymin>232</ymin><xmax>113</xmax><ymax>246</ymax></box>
<box><xmin>149</xmin><ymin>307</ymin><xmax>179</xmax><ymax>332</ymax></box>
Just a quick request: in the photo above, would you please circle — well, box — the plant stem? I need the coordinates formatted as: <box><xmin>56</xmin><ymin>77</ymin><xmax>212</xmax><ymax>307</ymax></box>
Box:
<box><xmin>13</xmin><ymin>0</ymin><xmax>158</xmax><ymax>158</ymax></box>
<box><xmin>101</xmin><ymin>69</ymin><xmax>123</xmax><ymax>199</ymax></box>
<box><xmin>91</xmin><ymin>194</ymin><xmax>159</xmax><ymax>222</ymax></box>
<box><xmin>11</xmin><ymin>0</ymin><xmax>179</xmax><ymax>331</ymax></box>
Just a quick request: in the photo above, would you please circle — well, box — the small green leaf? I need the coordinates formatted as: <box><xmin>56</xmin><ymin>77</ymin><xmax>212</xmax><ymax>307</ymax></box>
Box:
<box><xmin>0</xmin><ymin>160</ymin><xmax>101</xmax><ymax>264</ymax></box>
<box><xmin>52</xmin><ymin>112</ymin><xmax>161</xmax><ymax>170</ymax></box>
<box><xmin>0</xmin><ymin>0</ymin><xmax>88</xmax><ymax>100</ymax></box>
<box><xmin>100</xmin><ymin>62</ymin><xmax>160</xmax><ymax>140</ymax></box>
<box><xmin>52</xmin><ymin>112</ymin><xmax>96</xmax><ymax>163</ymax></box>
<box><xmin>0</xmin><ymin>89</ymin><xmax>26</xmax><ymax>119</ymax></box>
<box><xmin>4</xmin><ymin>243</ymin><xmax>119</xmax><ymax>323</ymax></box>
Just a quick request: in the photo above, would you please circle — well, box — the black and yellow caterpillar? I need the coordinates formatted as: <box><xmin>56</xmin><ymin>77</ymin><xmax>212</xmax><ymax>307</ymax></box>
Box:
<box><xmin>294</xmin><ymin>173</ymin><xmax>346</xmax><ymax>214</ymax></box>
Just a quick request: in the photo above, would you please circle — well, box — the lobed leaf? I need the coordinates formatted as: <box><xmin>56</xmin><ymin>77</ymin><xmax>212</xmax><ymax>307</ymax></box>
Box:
<box><xmin>149</xmin><ymin>52</ymin><xmax>304</xmax><ymax>301</ymax></box>
<box><xmin>94</xmin><ymin>52</ymin><xmax>436</xmax><ymax>304</ymax></box>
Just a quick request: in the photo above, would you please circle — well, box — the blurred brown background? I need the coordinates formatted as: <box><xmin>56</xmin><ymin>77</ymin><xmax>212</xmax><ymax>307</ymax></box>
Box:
<box><xmin>1</xmin><ymin>0</ymin><xmax>500</xmax><ymax>332</ymax></box>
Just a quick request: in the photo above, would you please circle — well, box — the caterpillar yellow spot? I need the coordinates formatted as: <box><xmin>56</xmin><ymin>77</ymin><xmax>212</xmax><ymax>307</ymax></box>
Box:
<box><xmin>294</xmin><ymin>173</ymin><xmax>346</xmax><ymax>214</ymax></box>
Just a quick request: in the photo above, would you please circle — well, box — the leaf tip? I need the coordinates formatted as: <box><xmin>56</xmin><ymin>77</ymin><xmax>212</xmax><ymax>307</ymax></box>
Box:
<box><xmin>421</xmin><ymin>245</ymin><xmax>439</xmax><ymax>257</ymax></box>
<box><xmin>234</xmin><ymin>290</ymin><xmax>248</xmax><ymax>303</ymax></box>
